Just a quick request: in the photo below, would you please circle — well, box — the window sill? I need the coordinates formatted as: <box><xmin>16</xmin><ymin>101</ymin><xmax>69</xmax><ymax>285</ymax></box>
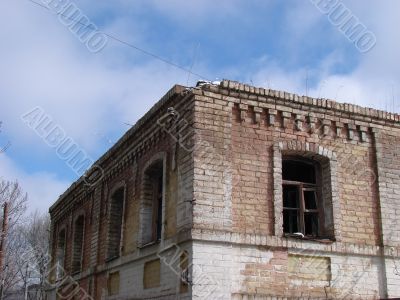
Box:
<box><xmin>284</xmin><ymin>234</ymin><xmax>335</xmax><ymax>244</ymax></box>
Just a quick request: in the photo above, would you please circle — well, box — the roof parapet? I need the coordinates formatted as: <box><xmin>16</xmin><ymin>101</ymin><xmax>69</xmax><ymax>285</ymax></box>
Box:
<box><xmin>216</xmin><ymin>79</ymin><xmax>399</xmax><ymax>123</ymax></box>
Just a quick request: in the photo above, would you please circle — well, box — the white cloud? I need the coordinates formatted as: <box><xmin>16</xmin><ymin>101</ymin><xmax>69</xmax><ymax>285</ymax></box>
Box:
<box><xmin>248</xmin><ymin>0</ymin><xmax>400</xmax><ymax>113</ymax></box>
<box><xmin>1</xmin><ymin>0</ymin><xmax>399</xmax><ymax>214</ymax></box>
<box><xmin>0</xmin><ymin>1</ymin><xmax>199</xmax><ymax>211</ymax></box>
<box><xmin>0</xmin><ymin>1</ymin><xmax>199</xmax><ymax>151</ymax></box>
<box><xmin>130</xmin><ymin>0</ymin><xmax>247</xmax><ymax>23</ymax></box>
<box><xmin>309</xmin><ymin>0</ymin><xmax>400</xmax><ymax>112</ymax></box>
<box><xmin>0</xmin><ymin>154</ymin><xmax>69</xmax><ymax>213</ymax></box>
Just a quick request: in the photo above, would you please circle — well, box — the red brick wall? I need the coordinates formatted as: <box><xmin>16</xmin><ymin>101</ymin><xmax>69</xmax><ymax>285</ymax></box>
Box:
<box><xmin>192</xmin><ymin>85</ymin><xmax>381</xmax><ymax>246</ymax></box>
<box><xmin>49</xmin><ymin>86</ymin><xmax>195</xmax><ymax>299</ymax></box>
<box><xmin>48</xmin><ymin>81</ymin><xmax>400</xmax><ymax>299</ymax></box>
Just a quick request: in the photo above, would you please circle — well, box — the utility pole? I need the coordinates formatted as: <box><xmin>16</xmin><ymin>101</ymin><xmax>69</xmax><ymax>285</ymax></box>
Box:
<box><xmin>0</xmin><ymin>202</ymin><xmax>9</xmax><ymax>300</ymax></box>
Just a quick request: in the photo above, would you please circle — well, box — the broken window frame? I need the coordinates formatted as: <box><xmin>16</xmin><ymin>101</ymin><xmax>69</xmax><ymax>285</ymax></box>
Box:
<box><xmin>282</xmin><ymin>157</ymin><xmax>324</xmax><ymax>239</ymax></box>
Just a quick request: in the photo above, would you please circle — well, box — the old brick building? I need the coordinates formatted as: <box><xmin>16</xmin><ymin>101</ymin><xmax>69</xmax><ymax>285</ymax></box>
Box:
<box><xmin>47</xmin><ymin>80</ymin><xmax>400</xmax><ymax>299</ymax></box>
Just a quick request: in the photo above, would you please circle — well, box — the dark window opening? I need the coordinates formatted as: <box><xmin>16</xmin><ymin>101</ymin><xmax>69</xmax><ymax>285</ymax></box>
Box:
<box><xmin>154</xmin><ymin>174</ymin><xmax>163</xmax><ymax>241</ymax></box>
<box><xmin>142</xmin><ymin>160</ymin><xmax>164</xmax><ymax>245</ymax></box>
<box><xmin>283</xmin><ymin>209</ymin><xmax>299</xmax><ymax>234</ymax></box>
<box><xmin>107</xmin><ymin>188</ymin><xmax>125</xmax><ymax>260</ymax></box>
<box><xmin>283</xmin><ymin>185</ymin><xmax>299</xmax><ymax>208</ymax></box>
<box><xmin>72</xmin><ymin>216</ymin><xmax>84</xmax><ymax>274</ymax></box>
<box><xmin>283</xmin><ymin>159</ymin><xmax>316</xmax><ymax>184</ymax></box>
<box><xmin>282</xmin><ymin>157</ymin><xmax>321</xmax><ymax>238</ymax></box>
<box><xmin>304</xmin><ymin>190</ymin><xmax>317</xmax><ymax>209</ymax></box>
<box><xmin>304</xmin><ymin>212</ymin><xmax>319</xmax><ymax>236</ymax></box>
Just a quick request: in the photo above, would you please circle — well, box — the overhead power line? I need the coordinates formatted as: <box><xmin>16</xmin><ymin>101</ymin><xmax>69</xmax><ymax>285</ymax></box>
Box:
<box><xmin>25</xmin><ymin>0</ymin><xmax>210</xmax><ymax>81</ymax></box>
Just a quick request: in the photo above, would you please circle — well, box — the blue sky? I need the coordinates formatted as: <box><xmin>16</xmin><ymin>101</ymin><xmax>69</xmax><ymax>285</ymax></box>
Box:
<box><xmin>0</xmin><ymin>0</ymin><xmax>399</xmax><ymax>212</ymax></box>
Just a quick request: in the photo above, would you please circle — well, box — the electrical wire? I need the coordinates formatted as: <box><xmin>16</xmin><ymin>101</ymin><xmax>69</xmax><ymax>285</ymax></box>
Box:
<box><xmin>25</xmin><ymin>0</ymin><xmax>211</xmax><ymax>81</ymax></box>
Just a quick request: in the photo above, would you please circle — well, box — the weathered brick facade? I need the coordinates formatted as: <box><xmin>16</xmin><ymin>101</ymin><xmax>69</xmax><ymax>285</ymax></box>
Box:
<box><xmin>47</xmin><ymin>80</ymin><xmax>400</xmax><ymax>299</ymax></box>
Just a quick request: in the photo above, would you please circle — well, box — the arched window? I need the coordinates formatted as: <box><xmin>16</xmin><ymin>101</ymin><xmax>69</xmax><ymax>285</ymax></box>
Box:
<box><xmin>141</xmin><ymin>159</ymin><xmax>163</xmax><ymax>245</ymax></box>
<box><xmin>56</xmin><ymin>228</ymin><xmax>66</xmax><ymax>280</ymax></box>
<box><xmin>72</xmin><ymin>215</ymin><xmax>85</xmax><ymax>273</ymax></box>
<box><xmin>282</xmin><ymin>157</ymin><xmax>321</xmax><ymax>237</ymax></box>
<box><xmin>107</xmin><ymin>187</ymin><xmax>125</xmax><ymax>260</ymax></box>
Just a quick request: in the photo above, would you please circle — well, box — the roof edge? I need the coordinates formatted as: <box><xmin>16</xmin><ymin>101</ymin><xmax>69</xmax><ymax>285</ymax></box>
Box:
<box><xmin>49</xmin><ymin>84</ymin><xmax>186</xmax><ymax>213</ymax></box>
<box><xmin>49</xmin><ymin>78</ymin><xmax>400</xmax><ymax>214</ymax></box>
<box><xmin>219</xmin><ymin>80</ymin><xmax>400</xmax><ymax>123</ymax></box>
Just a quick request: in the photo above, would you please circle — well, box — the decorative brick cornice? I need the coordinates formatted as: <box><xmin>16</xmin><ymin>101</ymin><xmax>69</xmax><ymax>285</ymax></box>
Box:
<box><xmin>50</xmin><ymin>79</ymin><xmax>398</xmax><ymax>217</ymax></box>
<box><xmin>218</xmin><ymin>80</ymin><xmax>400</xmax><ymax>124</ymax></box>
<box><xmin>50</xmin><ymin>85</ymin><xmax>188</xmax><ymax>215</ymax></box>
<box><xmin>51</xmin><ymin>189</ymin><xmax>95</xmax><ymax>222</ymax></box>
<box><xmin>101</xmin><ymin>129</ymin><xmax>166</xmax><ymax>184</ymax></box>
<box><xmin>231</xmin><ymin>97</ymin><xmax>373</xmax><ymax>143</ymax></box>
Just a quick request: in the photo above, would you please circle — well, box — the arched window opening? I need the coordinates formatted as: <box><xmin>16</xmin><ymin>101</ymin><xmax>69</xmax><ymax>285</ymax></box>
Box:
<box><xmin>72</xmin><ymin>215</ymin><xmax>85</xmax><ymax>273</ymax></box>
<box><xmin>141</xmin><ymin>160</ymin><xmax>163</xmax><ymax>245</ymax></box>
<box><xmin>107</xmin><ymin>187</ymin><xmax>125</xmax><ymax>260</ymax></box>
<box><xmin>282</xmin><ymin>157</ymin><xmax>321</xmax><ymax>237</ymax></box>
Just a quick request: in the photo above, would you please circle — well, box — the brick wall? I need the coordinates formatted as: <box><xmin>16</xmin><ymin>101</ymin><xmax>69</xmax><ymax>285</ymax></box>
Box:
<box><xmin>48</xmin><ymin>86</ymin><xmax>195</xmax><ymax>299</ymax></box>
<box><xmin>192</xmin><ymin>88</ymin><xmax>379</xmax><ymax>244</ymax></box>
<box><xmin>190</xmin><ymin>80</ymin><xmax>400</xmax><ymax>299</ymax></box>
<box><xmin>47</xmin><ymin>81</ymin><xmax>400</xmax><ymax>299</ymax></box>
<box><xmin>373</xmin><ymin>129</ymin><xmax>400</xmax><ymax>296</ymax></box>
<box><xmin>192</xmin><ymin>231</ymin><xmax>384</xmax><ymax>299</ymax></box>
